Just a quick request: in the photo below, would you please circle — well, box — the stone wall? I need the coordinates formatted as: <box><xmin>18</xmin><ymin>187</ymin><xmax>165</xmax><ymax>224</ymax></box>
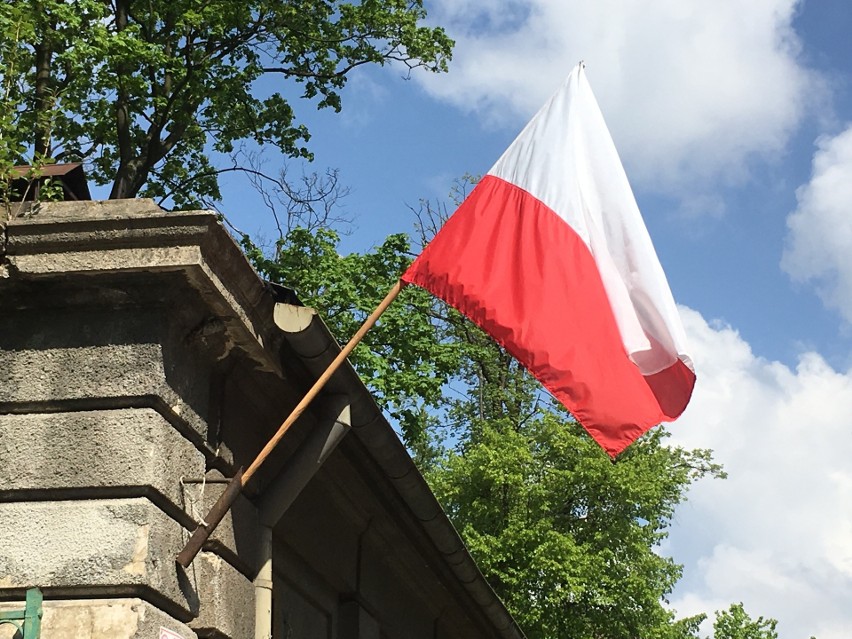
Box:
<box><xmin>0</xmin><ymin>200</ymin><xmax>524</xmax><ymax>639</ymax></box>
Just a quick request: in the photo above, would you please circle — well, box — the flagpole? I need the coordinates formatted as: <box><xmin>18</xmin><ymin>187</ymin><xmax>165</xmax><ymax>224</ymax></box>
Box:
<box><xmin>176</xmin><ymin>279</ymin><xmax>406</xmax><ymax>568</ymax></box>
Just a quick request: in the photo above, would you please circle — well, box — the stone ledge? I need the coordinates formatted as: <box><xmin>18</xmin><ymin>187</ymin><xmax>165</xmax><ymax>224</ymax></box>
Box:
<box><xmin>0</xmin><ymin>304</ymin><xmax>220</xmax><ymax>464</ymax></box>
<box><xmin>0</xmin><ymin>498</ymin><xmax>195</xmax><ymax>620</ymax></box>
<box><xmin>9</xmin><ymin>198</ymin><xmax>164</xmax><ymax>221</ymax></box>
<box><xmin>0</xmin><ymin>597</ymin><xmax>197</xmax><ymax>639</ymax></box>
<box><xmin>0</xmin><ymin>409</ymin><xmax>205</xmax><ymax>509</ymax></box>
<box><xmin>4</xmin><ymin>203</ymin><xmax>282</xmax><ymax>384</ymax></box>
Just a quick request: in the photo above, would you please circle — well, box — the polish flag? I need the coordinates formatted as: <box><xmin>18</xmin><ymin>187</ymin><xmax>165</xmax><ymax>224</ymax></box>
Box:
<box><xmin>401</xmin><ymin>64</ymin><xmax>695</xmax><ymax>457</ymax></box>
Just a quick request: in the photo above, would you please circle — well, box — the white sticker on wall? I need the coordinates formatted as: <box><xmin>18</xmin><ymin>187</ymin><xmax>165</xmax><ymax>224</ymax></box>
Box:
<box><xmin>159</xmin><ymin>628</ymin><xmax>185</xmax><ymax>639</ymax></box>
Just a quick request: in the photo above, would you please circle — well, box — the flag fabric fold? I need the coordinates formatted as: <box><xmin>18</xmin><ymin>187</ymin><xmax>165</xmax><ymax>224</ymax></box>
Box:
<box><xmin>401</xmin><ymin>64</ymin><xmax>695</xmax><ymax>457</ymax></box>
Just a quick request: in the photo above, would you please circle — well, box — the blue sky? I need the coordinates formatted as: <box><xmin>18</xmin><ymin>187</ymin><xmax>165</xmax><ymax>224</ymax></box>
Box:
<box><xmin>218</xmin><ymin>2</ymin><xmax>852</xmax><ymax>636</ymax></box>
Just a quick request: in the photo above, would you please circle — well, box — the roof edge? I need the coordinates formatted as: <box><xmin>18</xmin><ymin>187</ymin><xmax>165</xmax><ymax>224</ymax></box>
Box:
<box><xmin>273</xmin><ymin>303</ymin><xmax>526</xmax><ymax>639</ymax></box>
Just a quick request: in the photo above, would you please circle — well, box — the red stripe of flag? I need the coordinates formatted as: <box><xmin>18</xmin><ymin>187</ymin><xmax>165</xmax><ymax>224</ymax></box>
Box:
<box><xmin>402</xmin><ymin>64</ymin><xmax>695</xmax><ymax>457</ymax></box>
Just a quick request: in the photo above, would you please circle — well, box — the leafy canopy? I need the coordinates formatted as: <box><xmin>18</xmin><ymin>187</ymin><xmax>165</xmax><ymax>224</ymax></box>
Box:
<box><xmin>429</xmin><ymin>416</ymin><xmax>723</xmax><ymax>639</ymax></box>
<box><xmin>244</xmin><ymin>226</ymin><xmax>461</xmax><ymax>447</ymax></box>
<box><xmin>0</xmin><ymin>0</ymin><xmax>452</xmax><ymax>206</ymax></box>
<box><xmin>712</xmin><ymin>603</ymin><xmax>779</xmax><ymax>639</ymax></box>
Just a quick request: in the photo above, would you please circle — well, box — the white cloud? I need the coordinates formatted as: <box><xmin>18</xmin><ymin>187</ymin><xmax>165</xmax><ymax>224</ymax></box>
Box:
<box><xmin>419</xmin><ymin>0</ymin><xmax>819</xmax><ymax>198</ymax></box>
<box><xmin>666</xmin><ymin>307</ymin><xmax>852</xmax><ymax>639</ymax></box>
<box><xmin>782</xmin><ymin>125</ymin><xmax>852</xmax><ymax>323</ymax></box>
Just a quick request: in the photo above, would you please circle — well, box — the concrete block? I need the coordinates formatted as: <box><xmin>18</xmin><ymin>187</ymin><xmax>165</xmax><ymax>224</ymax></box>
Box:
<box><xmin>0</xmin><ymin>339</ymin><xmax>167</xmax><ymax>404</ymax></box>
<box><xmin>0</xmin><ymin>597</ymin><xmax>197</xmax><ymax>639</ymax></box>
<box><xmin>0</xmin><ymin>307</ymin><xmax>216</xmax><ymax>450</ymax></box>
<box><xmin>0</xmin><ymin>409</ymin><xmax>205</xmax><ymax>508</ymax></box>
<box><xmin>4</xmin><ymin>204</ymin><xmax>283</xmax><ymax>390</ymax></box>
<box><xmin>0</xmin><ymin>304</ymin><xmax>294</xmax><ymax>471</ymax></box>
<box><xmin>187</xmin><ymin>552</ymin><xmax>254</xmax><ymax>639</ymax></box>
<box><xmin>0</xmin><ymin>499</ymin><xmax>193</xmax><ymax>618</ymax></box>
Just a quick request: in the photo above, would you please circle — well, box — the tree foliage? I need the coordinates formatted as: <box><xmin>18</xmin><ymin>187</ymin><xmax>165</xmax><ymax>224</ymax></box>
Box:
<box><xmin>712</xmin><ymin>603</ymin><xmax>779</xmax><ymax>639</ymax></box>
<box><xmin>244</xmin><ymin>226</ymin><xmax>461</xmax><ymax>447</ymax></box>
<box><xmin>0</xmin><ymin>0</ymin><xmax>452</xmax><ymax>206</ymax></box>
<box><xmin>430</xmin><ymin>417</ymin><xmax>720</xmax><ymax>638</ymax></box>
<box><xmin>424</xmin><ymin>327</ymin><xmax>724</xmax><ymax>638</ymax></box>
<box><xmin>0</xmin><ymin>3</ymin><xmax>70</xmax><ymax>210</ymax></box>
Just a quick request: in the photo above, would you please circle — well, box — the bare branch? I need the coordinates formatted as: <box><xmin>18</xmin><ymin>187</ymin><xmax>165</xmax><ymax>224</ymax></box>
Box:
<box><xmin>235</xmin><ymin>147</ymin><xmax>352</xmax><ymax>242</ymax></box>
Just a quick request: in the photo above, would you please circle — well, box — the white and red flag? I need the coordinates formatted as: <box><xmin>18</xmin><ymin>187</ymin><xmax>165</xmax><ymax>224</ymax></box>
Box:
<box><xmin>402</xmin><ymin>64</ymin><xmax>695</xmax><ymax>457</ymax></box>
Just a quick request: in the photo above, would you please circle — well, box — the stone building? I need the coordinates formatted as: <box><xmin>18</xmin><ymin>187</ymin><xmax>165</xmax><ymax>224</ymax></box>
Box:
<box><xmin>0</xmin><ymin>200</ymin><xmax>525</xmax><ymax>639</ymax></box>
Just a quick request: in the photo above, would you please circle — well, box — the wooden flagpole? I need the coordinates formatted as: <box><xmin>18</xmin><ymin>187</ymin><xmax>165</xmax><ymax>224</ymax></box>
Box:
<box><xmin>176</xmin><ymin>280</ymin><xmax>405</xmax><ymax>568</ymax></box>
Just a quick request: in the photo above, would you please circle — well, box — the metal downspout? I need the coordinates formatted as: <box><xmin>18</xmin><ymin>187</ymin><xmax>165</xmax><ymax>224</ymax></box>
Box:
<box><xmin>255</xmin><ymin>525</ymin><xmax>273</xmax><ymax>639</ymax></box>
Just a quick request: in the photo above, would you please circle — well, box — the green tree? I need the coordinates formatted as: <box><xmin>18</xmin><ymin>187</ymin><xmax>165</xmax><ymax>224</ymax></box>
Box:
<box><xmin>712</xmin><ymin>603</ymin><xmax>778</xmax><ymax>639</ymax></box>
<box><xmin>426</xmin><ymin>354</ymin><xmax>722</xmax><ymax>639</ymax></box>
<box><xmin>0</xmin><ymin>0</ymin><xmax>452</xmax><ymax>207</ymax></box>
<box><xmin>244</xmin><ymin>226</ymin><xmax>461</xmax><ymax>448</ymax></box>
<box><xmin>0</xmin><ymin>3</ymin><xmax>68</xmax><ymax>210</ymax></box>
<box><xmin>0</xmin><ymin>5</ymin><xmax>30</xmax><ymax>208</ymax></box>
